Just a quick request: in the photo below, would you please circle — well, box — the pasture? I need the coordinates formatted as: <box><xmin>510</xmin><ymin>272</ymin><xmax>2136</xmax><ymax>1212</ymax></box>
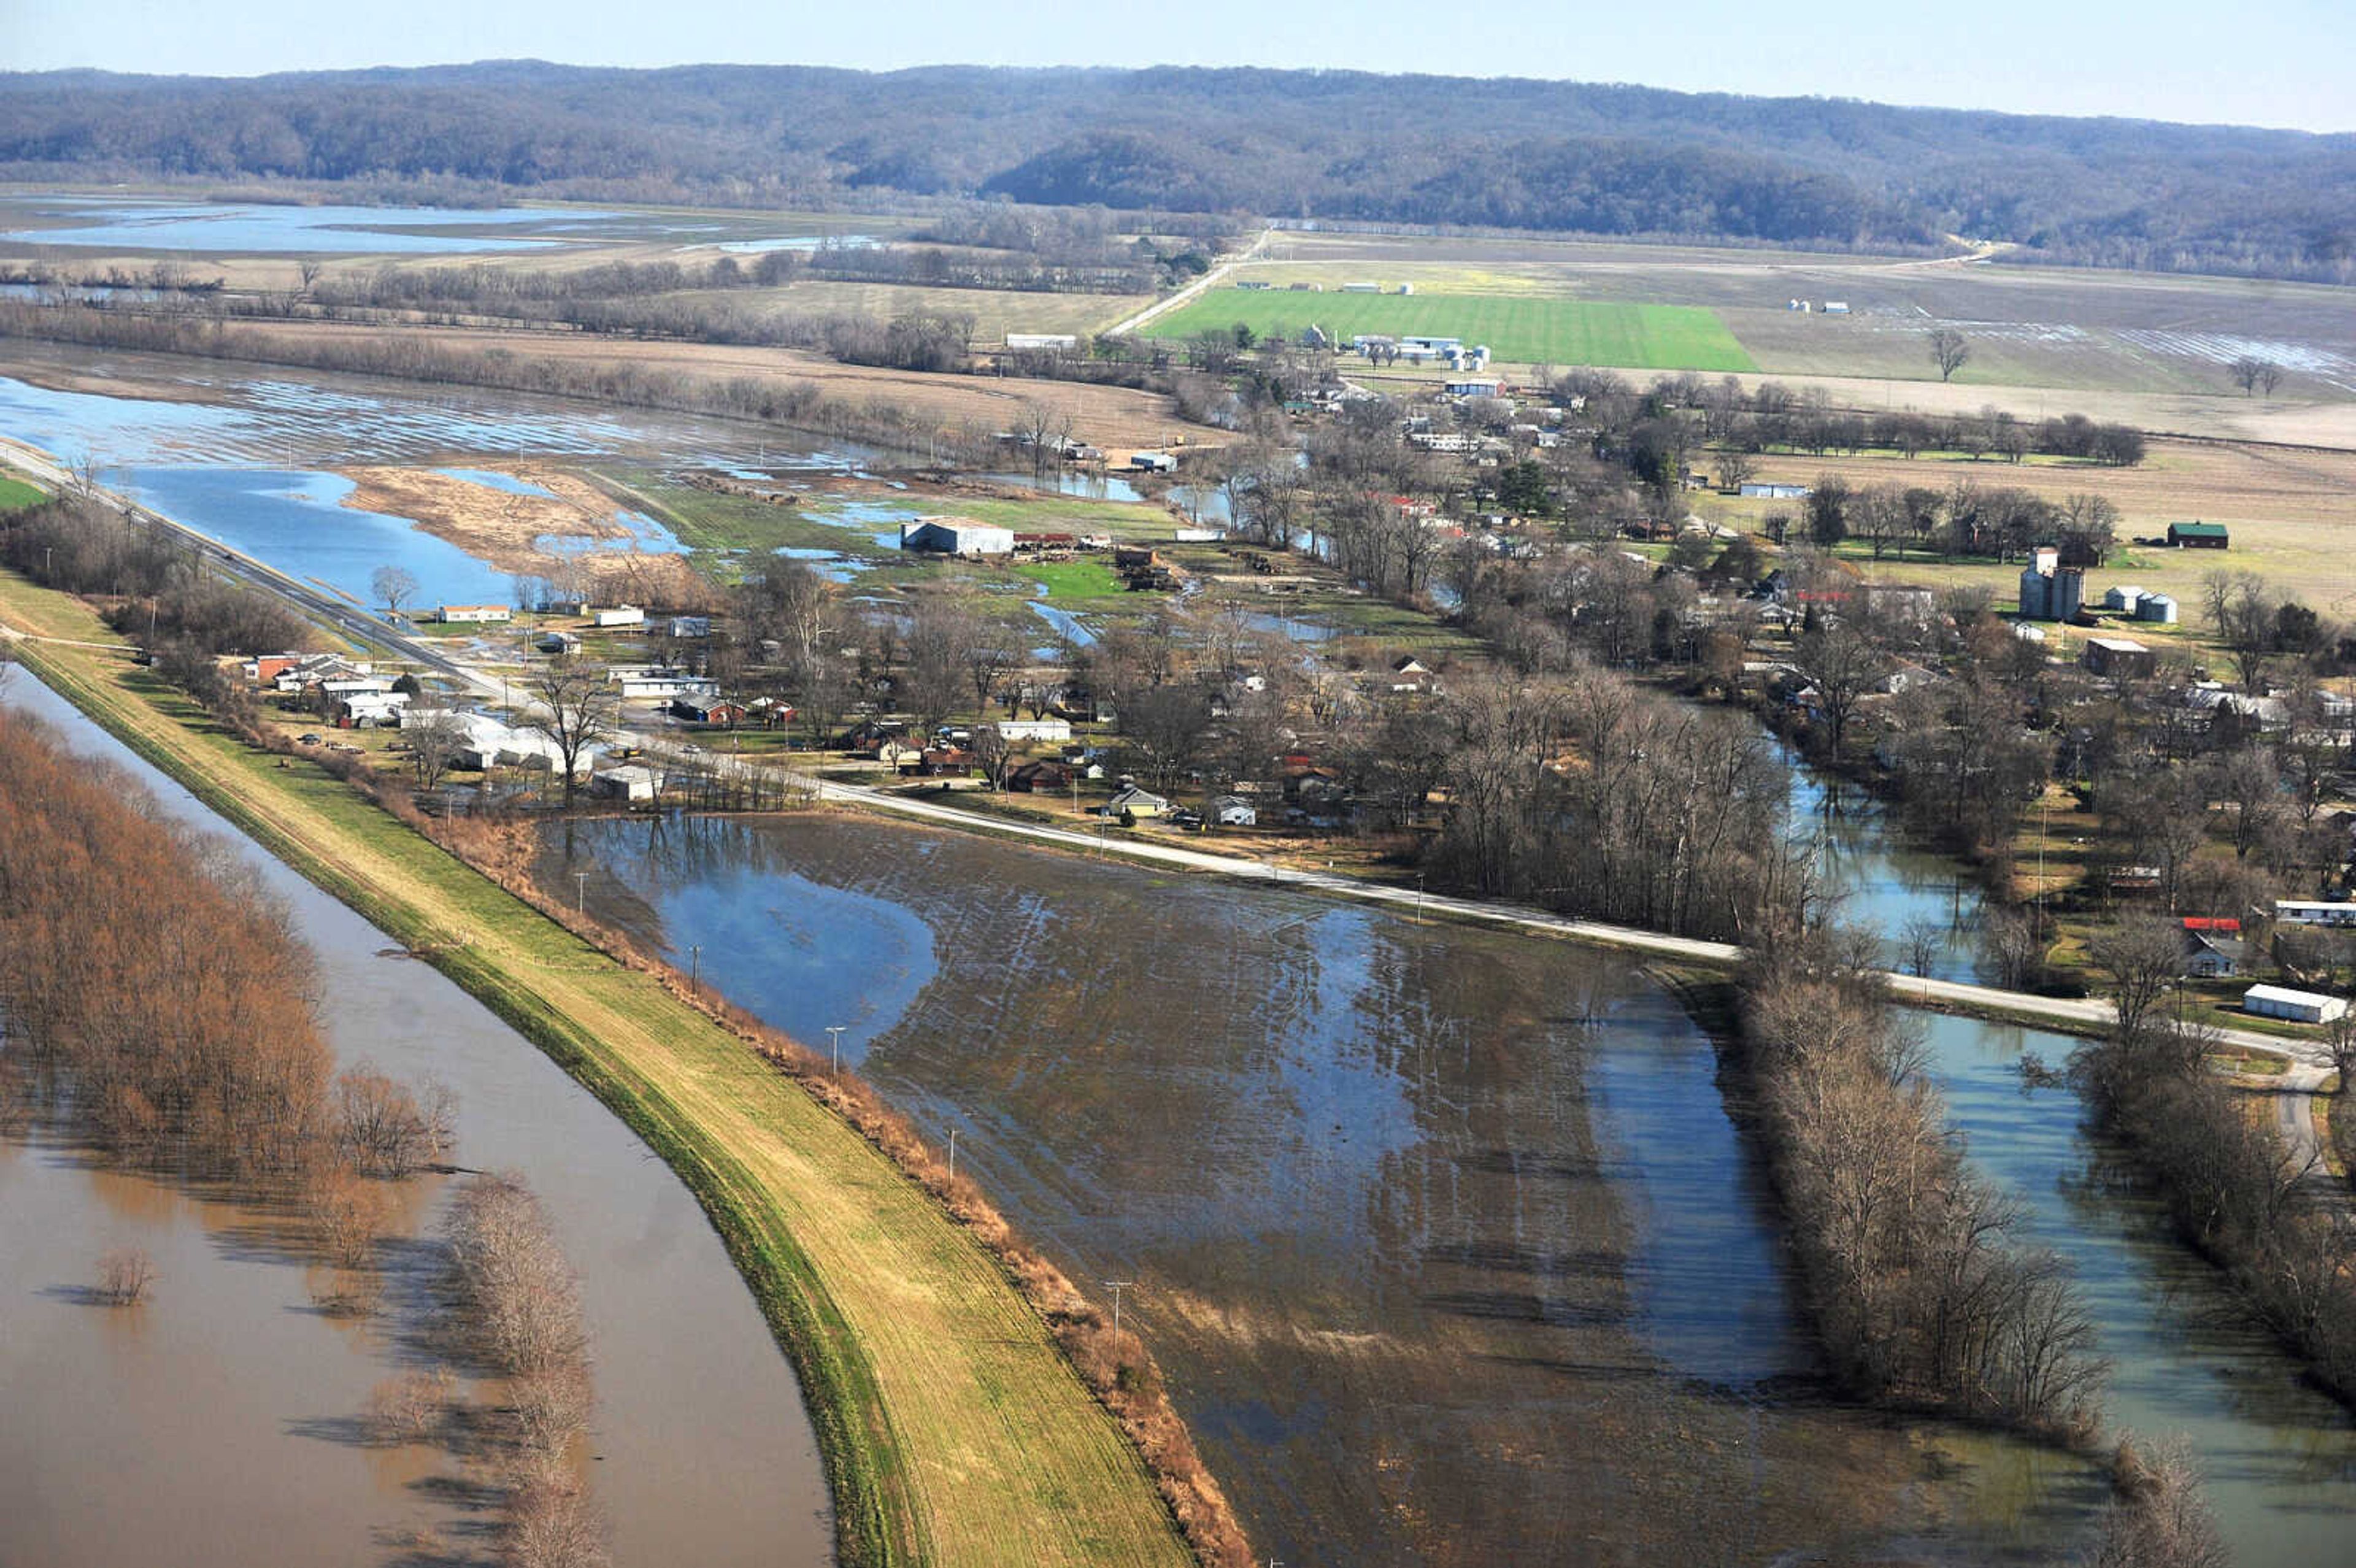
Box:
<box><xmin>1144</xmin><ymin>288</ymin><xmax>1757</xmax><ymax>372</ymax></box>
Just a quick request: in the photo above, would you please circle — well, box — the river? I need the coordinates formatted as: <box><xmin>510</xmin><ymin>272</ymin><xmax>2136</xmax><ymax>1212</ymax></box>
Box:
<box><xmin>0</xmin><ymin>674</ymin><xmax>832</xmax><ymax>1568</ymax></box>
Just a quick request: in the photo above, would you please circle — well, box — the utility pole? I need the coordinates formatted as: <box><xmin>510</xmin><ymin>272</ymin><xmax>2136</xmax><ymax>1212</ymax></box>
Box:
<box><xmin>1417</xmin><ymin>870</ymin><xmax>1427</xmax><ymax>924</ymax></box>
<box><xmin>826</xmin><ymin>1024</ymin><xmax>846</xmax><ymax>1077</ymax></box>
<box><xmin>1104</xmin><ymin>1279</ymin><xmax>1134</xmax><ymax>1339</ymax></box>
<box><xmin>689</xmin><ymin>943</ymin><xmax>702</xmax><ymax>994</ymax></box>
<box><xmin>574</xmin><ymin>870</ymin><xmax>588</xmax><ymax>915</ymax></box>
<box><xmin>947</xmin><ymin>1127</ymin><xmax>957</xmax><ymax>1184</ymax></box>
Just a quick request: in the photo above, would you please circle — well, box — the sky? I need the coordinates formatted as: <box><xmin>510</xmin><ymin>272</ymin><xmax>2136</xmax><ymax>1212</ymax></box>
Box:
<box><xmin>6</xmin><ymin>0</ymin><xmax>2352</xmax><ymax>134</ymax></box>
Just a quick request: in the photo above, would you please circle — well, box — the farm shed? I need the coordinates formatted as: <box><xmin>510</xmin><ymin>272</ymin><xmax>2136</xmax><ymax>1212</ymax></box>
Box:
<box><xmin>2081</xmin><ymin>637</ymin><xmax>2154</xmax><ymax>679</ymax></box>
<box><xmin>593</xmin><ymin>605</ymin><xmax>645</xmax><ymax>628</ymax></box>
<box><xmin>899</xmin><ymin>518</ymin><xmax>1016</xmax><ymax>556</ymax></box>
<box><xmin>591</xmin><ymin>764</ymin><xmax>660</xmax><ymax>804</ymax></box>
<box><xmin>2275</xmin><ymin>900</ymin><xmax>2356</xmax><ymax>928</ymax></box>
<box><xmin>2168</xmin><ymin>521</ymin><xmax>2230</xmax><ymax>549</ymax></box>
<box><xmin>2244</xmin><ymin>984</ymin><xmax>2349</xmax><ymax>1024</ymax></box>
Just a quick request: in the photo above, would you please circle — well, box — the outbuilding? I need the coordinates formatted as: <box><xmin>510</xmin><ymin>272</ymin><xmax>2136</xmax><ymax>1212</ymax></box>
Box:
<box><xmin>593</xmin><ymin>605</ymin><xmax>645</xmax><ymax>628</ymax></box>
<box><xmin>2081</xmin><ymin>636</ymin><xmax>2155</xmax><ymax>679</ymax></box>
<box><xmin>2244</xmin><ymin>983</ymin><xmax>2349</xmax><ymax>1024</ymax></box>
<box><xmin>2168</xmin><ymin>521</ymin><xmax>2230</xmax><ymax>550</ymax></box>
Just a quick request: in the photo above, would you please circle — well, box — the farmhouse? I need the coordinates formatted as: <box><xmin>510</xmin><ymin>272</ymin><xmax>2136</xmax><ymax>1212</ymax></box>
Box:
<box><xmin>2168</xmin><ymin>521</ymin><xmax>2230</xmax><ymax>549</ymax></box>
<box><xmin>2244</xmin><ymin>984</ymin><xmax>2349</xmax><ymax>1024</ymax></box>
<box><xmin>434</xmin><ymin>604</ymin><xmax>512</xmax><ymax>624</ymax></box>
<box><xmin>2179</xmin><ymin>918</ymin><xmax>2246</xmax><ymax>978</ymax></box>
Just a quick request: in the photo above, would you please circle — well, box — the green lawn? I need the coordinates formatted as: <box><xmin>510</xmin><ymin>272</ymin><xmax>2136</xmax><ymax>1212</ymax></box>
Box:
<box><xmin>1012</xmin><ymin>558</ymin><xmax>1125</xmax><ymax>604</ymax></box>
<box><xmin>1145</xmin><ymin>291</ymin><xmax>1757</xmax><ymax>372</ymax></box>
<box><xmin>0</xmin><ymin>474</ymin><xmax>48</xmax><ymax>512</ymax></box>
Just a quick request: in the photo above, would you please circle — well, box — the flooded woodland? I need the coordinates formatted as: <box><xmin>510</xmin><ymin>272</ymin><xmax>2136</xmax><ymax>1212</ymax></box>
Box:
<box><xmin>0</xmin><ymin>675</ymin><xmax>832</xmax><ymax>1568</ymax></box>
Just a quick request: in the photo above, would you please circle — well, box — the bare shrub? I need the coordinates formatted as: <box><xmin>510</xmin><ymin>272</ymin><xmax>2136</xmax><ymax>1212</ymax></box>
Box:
<box><xmin>94</xmin><ymin>1247</ymin><xmax>155</xmax><ymax>1305</ymax></box>
<box><xmin>508</xmin><ymin>1364</ymin><xmax>597</xmax><ymax>1459</ymax></box>
<box><xmin>332</xmin><ymin>1064</ymin><xmax>457</xmax><ymax>1178</ymax></box>
<box><xmin>500</xmin><ymin>1464</ymin><xmax>612</xmax><ymax>1568</ymax></box>
<box><xmin>366</xmin><ymin>1368</ymin><xmax>455</xmax><ymax>1444</ymax></box>
<box><xmin>305</xmin><ymin>1161</ymin><xmax>391</xmax><ymax>1271</ymax></box>
<box><xmin>2082</xmin><ymin>1436</ymin><xmax>2228</xmax><ymax>1568</ymax></box>
<box><xmin>443</xmin><ymin>1174</ymin><xmax>589</xmax><ymax>1379</ymax></box>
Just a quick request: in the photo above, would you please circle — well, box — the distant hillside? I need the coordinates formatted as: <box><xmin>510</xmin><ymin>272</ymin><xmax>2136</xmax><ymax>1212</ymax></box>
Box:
<box><xmin>1</xmin><ymin>62</ymin><xmax>2350</xmax><ymax>282</ymax></box>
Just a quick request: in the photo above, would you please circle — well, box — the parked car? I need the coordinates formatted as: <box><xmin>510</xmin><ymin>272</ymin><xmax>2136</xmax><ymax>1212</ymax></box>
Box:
<box><xmin>1169</xmin><ymin>809</ymin><xmax>1205</xmax><ymax>829</ymax></box>
<box><xmin>298</xmin><ymin>732</ymin><xmax>324</xmax><ymax>745</ymax></box>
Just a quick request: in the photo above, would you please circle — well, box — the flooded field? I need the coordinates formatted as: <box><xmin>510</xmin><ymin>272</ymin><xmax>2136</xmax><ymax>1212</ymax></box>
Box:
<box><xmin>0</xmin><ymin>193</ymin><xmax>882</xmax><ymax>256</ymax></box>
<box><xmin>0</xmin><ymin>677</ymin><xmax>832</xmax><ymax>1568</ymax></box>
<box><xmin>539</xmin><ymin>810</ymin><xmax>2079</xmax><ymax>1566</ymax></box>
<box><xmin>0</xmin><ymin>353</ymin><xmax>864</xmax><ymax>605</ymax></box>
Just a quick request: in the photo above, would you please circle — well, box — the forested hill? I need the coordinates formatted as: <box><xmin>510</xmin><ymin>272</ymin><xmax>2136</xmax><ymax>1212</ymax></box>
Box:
<box><xmin>3</xmin><ymin>62</ymin><xmax>2351</xmax><ymax>282</ymax></box>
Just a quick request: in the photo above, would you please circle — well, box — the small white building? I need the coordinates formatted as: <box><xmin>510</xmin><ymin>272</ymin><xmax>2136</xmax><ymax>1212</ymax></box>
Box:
<box><xmin>2274</xmin><ymin>900</ymin><xmax>2356</xmax><ymax>928</ymax></box>
<box><xmin>1442</xmin><ymin>377</ymin><xmax>1504</xmax><ymax>399</ymax></box>
<box><xmin>899</xmin><ymin>518</ymin><xmax>1017</xmax><ymax>556</ymax></box>
<box><xmin>591</xmin><ymin>764</ymin><xmax>661</xmax><ymax>804</ymax></box>
<box><xmin>1211</xmin><ymin>795</ymin><xmax>1258</xmax><ymax>827</ymax></box>
<box><xmin>1004</xmin><ymin>333</ymin><xmax>1079</xmax><ymax>352</ymax></box>
<box><xmin>668</xmin><ymin>615</ymin><xmax>712</xmax><ymax>639</ymax></box>
<box><xmin>1823</xmin><ymin>301</ymin><xmax>1852</xmax><ymax>315</ymax></box>
<box><xmin>2244</xmin><ymin>983</ymin><xmax>2350</xmax><ymax>1024</ymax></box>
<box><xmin>435</xmin><ymin>604</ymin><xmax>512</xmax><ymax>624</ymax></box>
<box><xmin>995</xmin><ymin>718</ymin><xmax>1074</xmax><ymax>744</ymax></box>
<box><xmin>610</xmin><ymin>669</ymin><xmax>717</xmax><ymax>702</ymax></box>
<box><xmin>593</xmin><ymin>605</ymin><xmax>645</xmax><ymax>629</ymax></box>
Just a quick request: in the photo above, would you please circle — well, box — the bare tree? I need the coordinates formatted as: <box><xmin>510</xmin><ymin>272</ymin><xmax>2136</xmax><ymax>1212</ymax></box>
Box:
<box><xmin>1901</xmin><ymin>917</ymin><xmax>1946</xmax><ymax>978</ymax></box>
<box><xmin>1792</xmin><ymin>620</ymin><xmax>1889</xmax><ymax>755</ymax></box>
<box><xmin>2090</xmin><ymin>918</ymin><xmax>2190</xmax><ymax>1049</ymax></box>
<box><xmin>527</xmin><ymin>660</ymin><xmax>616</xmax><ymax>809</ymax></box>
<box><xmin>2228</xmin><ymin>356</ymin><xmax>2282</xmax><ymax>399</ymax></box>
<box><xmin>1927</xmin><ymin>329</ymin><xmax>1971</xmax><ymax>382</ymax></box>
<box><xmin>94</xmin><ymin>1247</ymin><xmax>155</xmax><ymax>1305</ymax></box>
<box><xmin>371</xmin><ymin>564</ymin><xmax>420</xmax><ymax>620</ymax></box>
<box><xmin>971</xmin><ymin>722</ymin><xmax>1013</xmax><ymax>791</ymax></box>
<box><xmin>409</xmin><ymin>709</ymin><xmax>469</xmax><ymax>792</ymax></box>
<box><xmin>2081</xmin><ymin>1437</ymin><xmax>2228</xmax><ymax>1568</ymax></box>
<box><xmin>2325</xmin><ymin>1010</ymin><xmax>2356</xmax><ymax>1093</ymax></box>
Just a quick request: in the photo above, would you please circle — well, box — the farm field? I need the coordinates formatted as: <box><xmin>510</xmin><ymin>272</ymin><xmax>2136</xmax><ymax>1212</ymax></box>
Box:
<box><xmin>706</xmin><ymin>279</ymin><xmax>1150</xmax><ymax>341</ymax></box>
<box><xmin>1713</xmin><ymin>437</ymin><xmax>2356</xmax><ymax>622</ymax></box>
<box><xmin>1244</xmin><ymin>228</ymin><xmax>2356</xmax><ymax>426</ymax></box>
<box><xmin>1145</xmin><ymin>288</ymin><xmax>1757</xmax><ymax>372</ymax></box>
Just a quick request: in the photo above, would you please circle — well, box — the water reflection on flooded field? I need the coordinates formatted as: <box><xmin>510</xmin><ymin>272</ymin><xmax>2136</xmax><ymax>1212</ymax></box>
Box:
<box><xmin>544</xmin><ymin>811</ymin><xmax>2064</xmax><ymax>1566</ymax></box>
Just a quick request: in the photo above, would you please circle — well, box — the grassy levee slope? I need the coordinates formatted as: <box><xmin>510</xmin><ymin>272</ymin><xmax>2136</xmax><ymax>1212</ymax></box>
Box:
<box><xmin>0</xmin><ymin>573</ymin><xmax>1190</xmax><ymax>1568</ymax></box>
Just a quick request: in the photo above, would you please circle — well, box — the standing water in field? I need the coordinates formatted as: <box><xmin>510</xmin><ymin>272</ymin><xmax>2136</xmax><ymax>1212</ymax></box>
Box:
<box><xmin>542</xmin><ymin>810</ymin><xmax>2089</xmax><ymax>1566</ymax></box>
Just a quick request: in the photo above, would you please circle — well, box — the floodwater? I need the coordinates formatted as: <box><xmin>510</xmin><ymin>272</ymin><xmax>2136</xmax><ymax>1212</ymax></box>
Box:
<box><xmin>1782</xmin><ymin>744</ymin><xmax>1984</xmax><ymax>982</ymax></box>
<box><xmin>538</xmin><ymin>812</ymin><xmax>2073</xmax><ymax>1566</ymax></box>
<box><xmin>0</xmin><ymin>193</ymin><xmax>869</xmax><ymax>256</ymax></box>
<box><xmin>1915</xmin><ymin>1013</ymin><xmax>2356</xmax><ymax>1566</ymax></box>
<box><xmin>0</xmin><ymin>358</ymin><xmax>866</xmax><ymax>606</ymax></box>
<box><xmin>0</xmin><ymin>675</ymin><xmax>832</xmax><ymax>1567</ymax></box>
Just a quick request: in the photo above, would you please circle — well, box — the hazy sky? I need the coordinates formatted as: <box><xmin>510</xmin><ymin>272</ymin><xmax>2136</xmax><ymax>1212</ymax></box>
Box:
<box><xmin>7</xmin><ymin>0</ymin><xmax>2351</xmax><ymax>134</ymax></box>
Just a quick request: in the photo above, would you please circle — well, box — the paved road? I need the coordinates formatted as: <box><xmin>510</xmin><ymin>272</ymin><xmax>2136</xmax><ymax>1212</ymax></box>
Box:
<box><xmin>1101</xmin><ymin>228</ymin><xmax>1274</xmax><ymax>340</ymax></box>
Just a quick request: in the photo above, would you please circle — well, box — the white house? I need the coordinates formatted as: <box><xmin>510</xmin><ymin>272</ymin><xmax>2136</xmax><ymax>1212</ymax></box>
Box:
<box><xmin>610</xmin><ymin>668</ymin><xmax>717</xmax><ymax>702</ymax></box>
<box><xmin>2274</xmin><ymin>900</ymin><xmax>2356</xmax><ymax>928</ymax></box>
<box><xmin>2244</xmin><ymin>983</ymin><xmax>2350</xmax><ymax>1024</ymax></box>
<box><xmin>1211</xmin><ymin>795</ymin><xmax>1258</xmax><ymax>828</ymax></box>
<box><xmin>593</xmin><ymin>605</ymin><xmax>645</xmax><ymax>629</ymax></box>
<box><xmin>995</xmin><ymin>718</ymin><xmax>1074</xmax><ymax>744</ymax></box>
<box><xmin>435</xmin><ymin>604</ymin><xmax>512</xmax><ymax>624</ymax></box>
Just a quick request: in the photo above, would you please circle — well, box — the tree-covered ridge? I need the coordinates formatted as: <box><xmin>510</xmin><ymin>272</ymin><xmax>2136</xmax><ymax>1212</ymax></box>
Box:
<box><xmin>1</xmin><ymin>62</ymin><xmax>2350</xmax><ymax>280</ymax></box>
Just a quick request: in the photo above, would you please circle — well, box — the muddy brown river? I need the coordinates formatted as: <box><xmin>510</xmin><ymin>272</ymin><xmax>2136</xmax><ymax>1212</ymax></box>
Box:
<box><xmin>0</xmin><ymin>676</ymin><xmax>832</xmax><ymax>1567</ymax></box>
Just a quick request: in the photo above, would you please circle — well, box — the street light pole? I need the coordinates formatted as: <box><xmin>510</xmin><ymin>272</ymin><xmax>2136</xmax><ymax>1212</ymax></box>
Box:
<box><xmin>826</xmin><ymin>1025</ymin><xmax>846</xmax><ymax>1077</ymax></box>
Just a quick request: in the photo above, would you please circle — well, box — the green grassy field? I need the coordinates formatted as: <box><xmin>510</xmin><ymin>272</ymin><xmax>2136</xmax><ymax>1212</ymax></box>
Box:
<box><xmin>1145</xmin><ymin>290</ymin><xmax>1757</xmax><ymax>372</ymax></box>
<box><xmin>0</xmin><ymin>474</ymin><xmax>47</xmax><ymax>512</ymax></box>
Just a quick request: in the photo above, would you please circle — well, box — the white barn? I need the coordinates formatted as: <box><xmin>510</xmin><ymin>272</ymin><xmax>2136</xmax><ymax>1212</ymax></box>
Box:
<box><xmin>2244</xmin><ymin>984</ymin><xmax>2350</xmax><ymax>1024</ymax></box>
